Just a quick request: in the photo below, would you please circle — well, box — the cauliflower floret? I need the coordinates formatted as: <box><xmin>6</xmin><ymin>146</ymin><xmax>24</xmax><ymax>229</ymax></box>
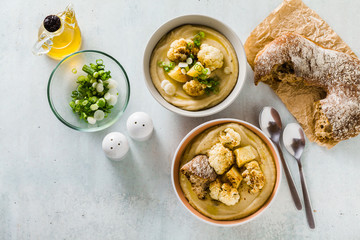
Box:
<box><xmin>242</xmin><ymin>161</ymin><xmax>265</xmax><ymax>194</ymax></box>
<box><xmin>209</xmin><ymin>179</ymin><xmax>240</xmax><ymax>206</ymax></box>
<box><xmin>209</xmin><ymin>178</ymin><xmax>221</xmax><ymax>200</ymax></box>
<box><xmin>219</xmin><ymin>128</ymin><xmax>241</xmax><ymax>149</ymax></box>
<box><xmin>182</xmin><ymin>79</ymin><xmax>207</xmax><ymax>97</ymax></box>
<box><xmin>197</xmin><ymin>44</ymin><xmax>224</xmax><ymax>71</ymax></box>
<box><xmin>219</xmin><ymin>183</ymin><xmax>240</xmax><ymax>206</ymax></box>
<box><xmin>208</xmin><ymin>143</ymin><xmax>234</xmax><ymax>175</ymax></box>
<box><xmin>167</xmin><ymin>38</ymin><xmax>198</xmax><ymax>62</ymax></box>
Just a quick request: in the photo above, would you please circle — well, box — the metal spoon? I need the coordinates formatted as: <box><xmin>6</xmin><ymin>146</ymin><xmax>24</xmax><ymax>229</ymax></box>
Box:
<box><xmin>283</xmin><ymin>123</ymin><xmax>315</xmax><ymax>229</ymax></box>
<box><xmin>259</xmin><ymin>106</ymin><xmax>302</xmax><ymax>210</ymax></box>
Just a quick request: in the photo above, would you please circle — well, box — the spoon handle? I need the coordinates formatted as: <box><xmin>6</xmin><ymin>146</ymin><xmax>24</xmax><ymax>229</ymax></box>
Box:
<box><xmin>298</xmin><ymin>161</ymin><xmax>315</xmax><ymax>229</ymax></box>
<box><xmin>275</xmin><ymin>142</ymin><xmax>302</xmax><ymax>210</ymax></box>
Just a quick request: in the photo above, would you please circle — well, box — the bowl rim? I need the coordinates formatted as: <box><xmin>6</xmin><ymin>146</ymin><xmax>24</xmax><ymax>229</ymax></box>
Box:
<box><xmin>47</xmin><ymin>50</ymin><xmax>130</xmax><ymax>132</ymax></box>
<box><xmin>171</xmin><ymin>118</ymin><xmax>282</xmax><ymax>227</ymax></box>
<box><xmin>143</xmin><ymin>14</ymin><xmax>248</xmax><ymax>117</ymax></box>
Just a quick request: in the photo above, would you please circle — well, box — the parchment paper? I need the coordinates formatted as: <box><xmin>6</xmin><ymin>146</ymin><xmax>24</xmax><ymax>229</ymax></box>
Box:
<box><xmin>244</xmin><ymin>0</ymin><xmax>357</xmax><ymax>148</ymax></box>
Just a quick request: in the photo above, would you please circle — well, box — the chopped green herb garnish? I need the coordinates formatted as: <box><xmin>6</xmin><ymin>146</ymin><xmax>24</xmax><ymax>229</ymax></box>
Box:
<box><xmin>194</xmin><ymin>63</ymin><xmax>202</xmax><ymax>72</ymax></box>
<box><xmin>187</xmin><ymin>42</ymin><xmax>193</xmax><ymax>50</ymax></box>
<box><xmin>198</xmin><ymin>76</ymin><xmax>220</xmax><ymax>95</ymax></box>
<box><xmin>69</xmin><ymin>60</ymin><xmax>117</xmax><ymax>124</ymax></box>
<box><xmin>83</xmin><ymin>64</ymin><xmax>96</xmax><ymax>76</ymax></box>
<box><xmin>96</xmin><ymin>59</ymin><xmax>103</xmax><ymax>65</ymax></box>
<box><xmin>194</xmin><ymin>39</ymin><xmax>200</xmax><ymax>47</ymax></box>
<box><xmin>158</xmin><ymin>61</ymin><xmax>175</xmax><ymax>72</ymax></box>
<box><xmin>193</xmin><ymin>31</ymin><xmax>205</xmax><ymax>47</ymax></box>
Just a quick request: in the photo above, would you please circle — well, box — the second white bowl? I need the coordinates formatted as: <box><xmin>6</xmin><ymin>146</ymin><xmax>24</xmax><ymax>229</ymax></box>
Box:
<box><xmin>143</xmin><ymin>15</ymin><xmax>247</xmax><ymax>117</ymax></box>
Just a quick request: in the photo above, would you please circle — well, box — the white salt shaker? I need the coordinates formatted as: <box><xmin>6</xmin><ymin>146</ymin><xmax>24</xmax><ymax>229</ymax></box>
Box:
<box><xmin>127</xmin><ymin>112</ymin><xmax>154</xmax><ymax>141</ymax></box>
<box><xmin>102</xmin><ymin>132</ymin><xmax>129</xmax><ymax>161</ymax></box>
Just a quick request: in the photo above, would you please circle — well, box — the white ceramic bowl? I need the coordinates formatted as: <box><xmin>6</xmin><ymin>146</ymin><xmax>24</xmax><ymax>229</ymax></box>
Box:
<box><xmin>171</xmin><ymin>119</ymin><xmax>282</xmax><ymax>226</ymax></box>
<box><xmin>143</xmin><ymin>15</ymin><xmax>247</xmax><ymax>117</ymax></box>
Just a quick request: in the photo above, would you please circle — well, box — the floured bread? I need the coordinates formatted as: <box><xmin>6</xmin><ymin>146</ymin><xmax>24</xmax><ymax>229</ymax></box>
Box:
<box><xmin>254</xmin><ymin>33</ymin><xmax>360</xmax><ymax>143</ymax></box>
<box><xmin>180</xmin><ymin>155</ymin><xmax>217</xmax><ymax>199</ymax></box>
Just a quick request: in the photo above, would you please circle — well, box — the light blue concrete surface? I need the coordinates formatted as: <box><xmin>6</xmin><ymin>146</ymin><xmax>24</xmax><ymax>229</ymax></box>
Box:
<box><xmin>0</xmin><ymin>0</ymin><xmax>359</xmax><ymax>239</ymax></box>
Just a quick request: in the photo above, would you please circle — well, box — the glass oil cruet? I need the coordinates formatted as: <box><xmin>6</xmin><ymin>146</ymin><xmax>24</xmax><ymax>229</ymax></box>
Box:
<box><xmin>32</xmin><ymin>4</ymin><xmax>82</xmax><ymax>60</ymax></box>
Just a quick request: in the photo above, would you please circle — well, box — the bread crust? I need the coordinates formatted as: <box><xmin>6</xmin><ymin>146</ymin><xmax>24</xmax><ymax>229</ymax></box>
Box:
<box><xmin>180</xmin><ymin>155</ymin><xmax>217</xmax><ymax>199</ymax></box>
<box><xmin>254</xmin><ymin>33</ymin><xmax>360</xmax><ymax>142</ymax></box>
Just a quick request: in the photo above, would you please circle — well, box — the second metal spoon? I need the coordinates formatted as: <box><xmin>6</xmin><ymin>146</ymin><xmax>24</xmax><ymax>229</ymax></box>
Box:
<box><xmin>283</xmin><ymin>123</ymin><xmax>315</xmax><ymax>229</ymax></box>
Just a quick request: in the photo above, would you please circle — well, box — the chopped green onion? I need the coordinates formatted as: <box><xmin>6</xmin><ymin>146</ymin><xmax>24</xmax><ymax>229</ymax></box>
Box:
<box><xmin>90</xmin><ymin>63</ymin><xmax>97</xmax><ymax>70</ymax></box>
<box><xmin>158</xmin><ymin>61</ymin><xmax>164</xmax><ymax>67</ymax></box>
<box><xmin>70</xmin><ymin>61</ymin><xmax>117</xmax><ymax>124</ymax></box>
<box><xmin>198</xmin><ymin>76</ymin><xmax>220</xmax><ymax>95</ymax></box>
<box><xmin>77</xmin><ymin>75</ymin><xmax>85</xmax><ymax>81</ymax></box>
<box><xmin>81</xmin><ymin>112</ymin><xmax>87</xmax><ymax>119</ymax></box>
<box><xmin>194</xmin><ymin>64</ymin><xmax>202</xmax><ymax>72</ymax></box>
<box><xmin>90</xmin><ymin>104</ymin><xmax>99</xmax><ymax>111</ymax></box>
<box><xmin>72</xmin><ymin>68</ymin><xmax>77</xmax><ymax>74</ymax></box>
<box><xmin>193</xmin><ymin>31</ymin><xmax>205</xmax><ymax>47</ymax></box>
<box><xmin>87</xmin><ymin>117</ymin><xmax>96</xmax><ymax>125</ymax></box>
<box><xmin>82</xmin><ymin>65</ymin><xmax>96</xmax><ymax>76</ymax></box>
<box><xmin>94</xmin><ymin>110</ymin><xmax>105</xmax><ymax>121</ymax></box>
<box><xmin>69</xmin><ymin>101</ymin><xmax>75</xmax><ymax>108</ymax></box>
<box><xmin>96</xmin><ymin>83</ymin><xmax>104</xmax><ymax>92</ymax></box>
<box><xmin>90</xmin><ymin>96</ymin><xmax>98</xmax><ymax>103</ymax></box>
<box><xmin>97</xmin><ymin>98</ymin><xmax>106</xmax><ymax>107</ymax></box>
<box><xmin>194</xmin><ymin>39</ymin><xmax>201</xmax><ymax>47</ymax></box>
<box><xmin>158</xmin><ymin>61</ymin><xmax>175</xmax><ymax>72</ymax></box>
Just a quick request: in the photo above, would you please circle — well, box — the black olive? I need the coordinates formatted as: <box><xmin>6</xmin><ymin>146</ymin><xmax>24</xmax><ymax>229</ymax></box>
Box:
<box><xmin>43</xmin><ymin>15</ymin><xmax>61</xmax><ymax>32</ymax></box>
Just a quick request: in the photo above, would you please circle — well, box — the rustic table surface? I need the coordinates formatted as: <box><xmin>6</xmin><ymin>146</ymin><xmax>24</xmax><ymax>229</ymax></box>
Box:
<box><xmin>1</xmin><ymin>0</ymin><xmax>359</xmax><ymax>239</ymax></box>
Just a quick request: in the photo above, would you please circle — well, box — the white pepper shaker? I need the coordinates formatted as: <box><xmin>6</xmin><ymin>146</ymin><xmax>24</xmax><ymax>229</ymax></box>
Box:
<box><xmin>127</xmin><ymin>112</ymin><xmax>154</xmax><ymax>141</ymax></box>
<box><xmin>102</xmin><ymin>132</ymin><xmax>129</xmax><ymax>161</ymax></box>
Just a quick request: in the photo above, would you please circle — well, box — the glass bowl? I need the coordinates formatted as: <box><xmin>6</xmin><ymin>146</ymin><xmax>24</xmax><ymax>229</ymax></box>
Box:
<box><xmin>48</xmin><ymin>50</ymin><xmax>130</xmax><ymax>132</ymax></box>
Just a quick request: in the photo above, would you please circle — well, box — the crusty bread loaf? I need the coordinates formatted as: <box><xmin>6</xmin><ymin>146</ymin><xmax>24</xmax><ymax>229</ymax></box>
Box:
<box><xmin>254</xmin><ymin>33</ymin><xmax>360</xmax><ymax>142</ymax></box>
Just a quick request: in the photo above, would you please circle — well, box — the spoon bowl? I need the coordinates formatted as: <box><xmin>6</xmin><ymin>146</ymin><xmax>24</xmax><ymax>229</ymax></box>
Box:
<box><xmin>283</xmin><ymin>123</ymin><xmax>306</xmax><ymax>160</ymax></box>
<box><xmin>259</xmin><ymin>106</ymin><xmax>282</xmax><ymax>143</ymax></box>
